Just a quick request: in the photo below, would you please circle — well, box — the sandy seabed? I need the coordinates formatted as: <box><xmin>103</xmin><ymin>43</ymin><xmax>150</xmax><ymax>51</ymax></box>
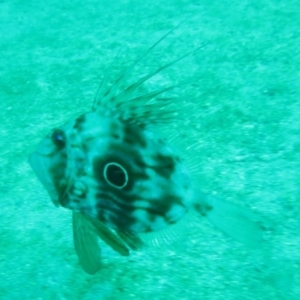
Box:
<box><xmin>0</xmin><ymin>0</ymin><xmax>299</xmax><ymax>299</ymax></box>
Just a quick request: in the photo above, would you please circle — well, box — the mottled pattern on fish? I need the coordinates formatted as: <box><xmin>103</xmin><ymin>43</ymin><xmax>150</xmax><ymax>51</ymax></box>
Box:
<box><xmin>41</xmin><ymin>111</ymin><xmax>193</xmax><ymax>233</ymax></box>
<box><xmin>29</xmin><ymin>26</ymin><xmax>270</xmax><ymax>274</ymax></box>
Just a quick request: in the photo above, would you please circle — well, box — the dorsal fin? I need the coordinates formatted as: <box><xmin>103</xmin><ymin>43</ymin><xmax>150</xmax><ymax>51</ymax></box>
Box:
<box><xmin>92</xmin><ymin>21</ymin><xmax>204</xmax><ymax>126</ymax></box>
<box><xmin>92</xmin><ymin>19</ymin><xmax>187</xmax><ymax>111</ymax></box>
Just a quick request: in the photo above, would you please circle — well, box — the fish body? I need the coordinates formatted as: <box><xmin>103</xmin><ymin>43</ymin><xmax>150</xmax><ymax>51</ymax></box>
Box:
<box><xmin>29</xmin><ymin>111</ymin><xmax>193</xmax><ymax>234</ymax></box>
<box><xmin>29</xmin><ymin>29</ymin><xmax>269</xmax><ymax>274</ymax></box>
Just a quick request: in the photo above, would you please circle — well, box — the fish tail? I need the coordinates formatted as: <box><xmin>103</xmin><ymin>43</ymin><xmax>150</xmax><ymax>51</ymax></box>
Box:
<box><xmin>194</xmin><ymin>193</ymin><xmax>272</xmax><ymax>248</ymax></box>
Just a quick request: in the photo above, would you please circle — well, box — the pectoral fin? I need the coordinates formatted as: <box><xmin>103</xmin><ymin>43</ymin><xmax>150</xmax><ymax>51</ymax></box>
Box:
<box><xmin>72</xmin><ymin>213</ymin><xmax>151</xmax><ymax>274</ymax></box>
<box><xmin>72</xmin><ymin>212</ymin><xmax>102</xmax><ymax>274</ymax></box>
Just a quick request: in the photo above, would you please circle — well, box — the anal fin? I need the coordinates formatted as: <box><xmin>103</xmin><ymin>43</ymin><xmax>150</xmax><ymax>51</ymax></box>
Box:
<box><xmin>88</xmin><ymin>217</ymin><xmax>130</xmax><ymax>257</ymax></box>
<box><xmin>116</xmin><ymin>231</ymin><xmax>145</xmax><ymax>251</ymax></box>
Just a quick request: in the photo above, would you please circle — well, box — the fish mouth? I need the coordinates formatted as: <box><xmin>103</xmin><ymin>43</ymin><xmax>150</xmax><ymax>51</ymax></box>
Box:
<box><xmin>28</xmin><ymin>150</ymin><xmax>74</xmax><ymax>207</ymax></box>
<box><xmin>28</xmin><ymin>151</ymin><xmax>60</xmax><ymax>206</ymax></box>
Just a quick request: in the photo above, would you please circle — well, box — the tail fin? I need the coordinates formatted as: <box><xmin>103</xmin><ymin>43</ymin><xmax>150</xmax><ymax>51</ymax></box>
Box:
<box><xmin>194</xmin><ymin>193</ymin><xmax>272</xmax><ymax>248</ymax></box>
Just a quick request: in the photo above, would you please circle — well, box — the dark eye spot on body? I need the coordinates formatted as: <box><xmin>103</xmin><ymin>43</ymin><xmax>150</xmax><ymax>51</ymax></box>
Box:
<box><xmin>104</xmin><ymin>162</ymin><xmax>128</xmax><ymax>189</ymax></box>
<box><xmin>93</xmin><ymin>156</ymin><xmax>135</xmax><ymax>192</ymax></box>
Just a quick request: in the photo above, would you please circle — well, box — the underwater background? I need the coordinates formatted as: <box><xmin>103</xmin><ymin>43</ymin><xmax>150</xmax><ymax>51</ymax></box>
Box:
<box><xmin>1</xmin><ymin>0</ymin><xmax>299</xmax><ymax>299</ymax></box>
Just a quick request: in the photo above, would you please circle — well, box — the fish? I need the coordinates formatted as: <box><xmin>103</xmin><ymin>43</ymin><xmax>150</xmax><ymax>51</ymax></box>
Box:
<box><xmin>28</xmin><ymin>26</ymin><xmax>270</xmax><ymax>274</ymax></box>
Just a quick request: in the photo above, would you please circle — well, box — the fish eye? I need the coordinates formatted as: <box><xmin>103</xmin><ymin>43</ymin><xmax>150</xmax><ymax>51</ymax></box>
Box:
<box><xmin>51</xmin><ymin>129</ymin><xmax>66</xmax><ymax>148</ymax></box>
<box><xmin>103</xmin><ymin>162</ymin><xmax>128</xmax><ymax>189</ymax></box>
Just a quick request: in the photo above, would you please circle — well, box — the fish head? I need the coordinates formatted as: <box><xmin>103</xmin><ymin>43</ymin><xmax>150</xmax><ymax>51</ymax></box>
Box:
<box><xmin>28</xmin><ymin>118</ymin><xmax>77</xmax><ymax>206</ymax></box>
<box><xmin>29</xmin><ymin>111</ymin><xmax>193</xmax><ymax>233</ymax></box>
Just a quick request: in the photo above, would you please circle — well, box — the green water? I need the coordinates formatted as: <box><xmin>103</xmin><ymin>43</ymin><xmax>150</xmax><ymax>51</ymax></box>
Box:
<box><xmin>0</xmin><ymin>0</ymin><xmax>299</xmax><ymax>299</ymax></box>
